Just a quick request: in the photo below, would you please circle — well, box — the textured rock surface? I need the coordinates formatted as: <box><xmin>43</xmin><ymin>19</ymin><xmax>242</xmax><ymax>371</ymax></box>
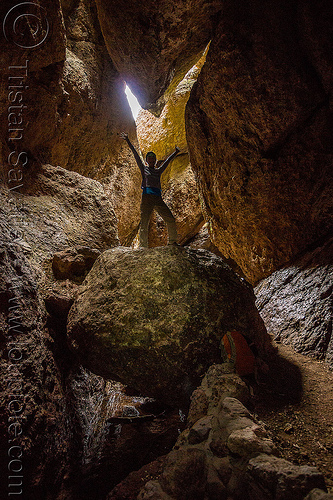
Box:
<box><xmin>136</xmin><ymin>58</ymin><xmax>205</xmax><ymax>247</ymax></box>
<box><xmin>1</xmin><ymin>0</ymin><xmax>333</xmax><ymax>497</ymax></box>
<box><xmin>1</xmin><ymin>165</ymin><xmax>180</xmax><ymax>499</ymax></box>
<box><xmin>135</xmin><ymin>370</ymin><xmax>326</xmax><ymax>500</ymax></box>
<box><xmin>246</xmin><ymin>454</ymin><xmax>327</xmax><ymax>500</ymax></box>
<box><xmin>0</xmin><ymin>163</ymin><xmax>120</xmax><ymax>498</ymax></box>
<box><xmin>304</xmin><ymin>490</ymin><xmax>333</xmax><ymax>500</ymax></box>
<box><xmin>188</xmin><ymin>365</ymin><xmax>250</xmax><ymax>427</ymax></box>
<box><xmin>0</xmin><ymin>241</ymin><xmax>73</xmax><ymax>499</ymax></box>
<box><xmin>52</xmin><ymin>246</ymin><xmax>101</xmax><ymax>280</ymax></box>
<box><xmin>106</xmin><ymin>455</ymin><xmax>168</xmax><ymax>500</ymax></box>
<box><xmin>59</xmin><ymin>0</ymin><xmax>143</xmax><ymax>239</ymax></box>
<box><xmin>1</xmin><ymin>0</ymin><xmax>149</xmax><ymax>254</ymax></box>
<box><xmin>186</xmin><ymin>225</ymin><xmax>247</xmax><ymax>279</ymax></box>
<box><xmin>67</xmin><ymin>246</ymin><xmax>273</xmax><ymax>406</ymax></box>
<box><xmin>49</xmin><ymin>0</ymin><xmax>136</xmax><ymax>176</ymax></box>
<box><xmin>186</xmin><ymin>0</ymin><xmax>333</xmax><ymax>284</ymax></box>
<box><xmin>0</xmin><ymin>0</ymin><xmax>139</xmax><ymax>203</ymax></box>
<box><xmin>102</xmin><ymin>160</ymin><xmax>142</xmax><ymax>246</ymax></box>
<box><xmin>255</xmin><ymin>236</ymin><xmax>333</xmax><ymax>368</ymax></box>
<box><xmin>0</xmin><ymin>0</ymin><xmax>143</xmax><ymax>253</ymax></box>
<box><xmin>95</xmin><ymin>0</ymin><xmax>222</xmax><ymax>112</ymax></box>
<box><xmin>8</xmin><ymin>163</ymin><xmax>118</xmax><ymax>260</ymax></box>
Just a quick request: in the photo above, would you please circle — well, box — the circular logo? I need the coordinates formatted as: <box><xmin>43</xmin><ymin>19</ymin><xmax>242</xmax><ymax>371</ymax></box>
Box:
<box><xmin>3</xmin><ymin>2</ymin><xmax>49</xmax><ymax>49</ymax></box>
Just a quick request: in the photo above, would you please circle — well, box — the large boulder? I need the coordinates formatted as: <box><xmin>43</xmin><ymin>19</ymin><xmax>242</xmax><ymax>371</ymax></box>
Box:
<box><xmin>67</xmin><ymin>246</ymin><xmax>273</xmax><ymax>407</ymax></box>
<box><xmin>185</xmin><ymin>0</ymin><xmax>333</xmax><ymax>284</ymax></box>
<box><xmin>255</xmin><ymin>236</ymin><xmax>333</xmax><ymax>368</ymax></box>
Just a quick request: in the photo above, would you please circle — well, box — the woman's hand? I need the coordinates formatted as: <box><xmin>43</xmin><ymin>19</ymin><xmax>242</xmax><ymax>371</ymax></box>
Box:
<box><xmin>119</xmin><ymin>132</ymin><xmax>129</xmax><ymax>140</ymax></box>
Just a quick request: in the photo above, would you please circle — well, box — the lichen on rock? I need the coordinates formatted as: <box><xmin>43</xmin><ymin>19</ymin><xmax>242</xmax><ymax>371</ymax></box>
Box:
<box><xmin>67</xmin><ymin>245</ymin><xmax>273</xmax><ymax>407</ymax></box>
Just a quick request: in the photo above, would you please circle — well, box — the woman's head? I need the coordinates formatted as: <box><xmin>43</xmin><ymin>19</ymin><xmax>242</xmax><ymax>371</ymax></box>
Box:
<box><xmin>146</xmin><ymin>151</ymin><xmax>156</xmax><ymax>166</ymax></box>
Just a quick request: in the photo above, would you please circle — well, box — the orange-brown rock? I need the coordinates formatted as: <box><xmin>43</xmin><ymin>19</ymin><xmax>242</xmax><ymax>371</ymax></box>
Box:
<box><xmin>186</xmin><ymin>0</ymin><xmax>333</xmax><ymax>284</ymax></box>
<box><xmin>0</xmin><ymin>0</ymin><xmax>143</xmax><ymax>244</ymax></box>
<box><xmin>102</xmin><ymin>157</ymin><xmax>142</xmax><ymax>246</ymax></box>
<box><xmin>94</xmin><ymin>0</ymin><xmax>222</xmax><ymax>112</ymax></box>
<box><xmin>136</xmin><ymin>59</ymin><xmax>206</xmax><ymax>247</ymax></box>
<box><xmin>0</xmin><ymin>0</ymin><xmax>138</xmax><ymax>181</ymax></box>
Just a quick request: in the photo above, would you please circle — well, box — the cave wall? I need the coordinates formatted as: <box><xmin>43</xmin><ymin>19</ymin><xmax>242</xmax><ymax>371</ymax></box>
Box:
<box><xmin>186</xmin><ymin>0</ymin><xmax>333</xmax><ymax>284</ymax></box>
<box><xmin>94</xmin><ymin>0</ymin><xmax>222</xmax><ymax>113</ymax></box>
<box><xmin>136</xmin><ymin>57</ymin><xmax>206</xmax><ymax>247</ymax></box>
<box><xmin>0</xmin><ymin>163</ymin><xmax>119</xmax><ymax>498</ymax></box>
<box><xmin>1</xmin><ymin>0</ymin><xmax>333</xmax><ymax>497</ymax></box>
<box><xmin>0</xmin><ymin>0</ymin><xmax>139</xmax><ymax>179</ymax></box>
<box><xmin>0</xmin><ymin>0</ymin><xmax>143</xmax><ymax>251</ymax></box>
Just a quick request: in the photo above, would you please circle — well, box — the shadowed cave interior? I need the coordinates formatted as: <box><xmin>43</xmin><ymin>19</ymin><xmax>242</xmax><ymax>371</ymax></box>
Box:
<box><xmin>0</xmin><ymin>1</ymin><xmax>333</xmax><ymax>499</ymax></box>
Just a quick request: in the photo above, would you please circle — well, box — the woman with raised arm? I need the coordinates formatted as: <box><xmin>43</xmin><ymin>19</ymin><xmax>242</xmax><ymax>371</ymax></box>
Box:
<box><xmin>120</xmin><ymin>132</ymin><xmax>179</xmax><ymax>248</ymax></box>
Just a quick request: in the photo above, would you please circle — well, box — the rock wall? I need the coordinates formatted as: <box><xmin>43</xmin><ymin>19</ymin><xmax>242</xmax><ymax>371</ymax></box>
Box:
<box><xmin>186</xmin><ymin>0</ymin><xmax>333</xmax><ymax>284</ymax></box>
<box><xmin>109</xmin><ymin>366</ymin><xmax>327</xmax><ymax>500</ymax></box>
<box><xmin>255</xmin><ymin>236</ymin><xmax>333</xmax><ymax>368</ymax></box>
<box><xmin>0</xmin><ymin>0</ymin><xmax>139</xmax><ymax>177</ymax></box>
<box><xmin>1</xmin><ymin>0</ymin><xmax>333</xmax><ymax>497</ymax></box>
<box><xmin>136</xmin><ymin>57</ymin><xmax>206</xmax><ymax>247</ymax></box>
<box><xmin>94</xmin><ymin>0</ymin><xmax>222</xmax><ymax>113</ymax></box>
<box><xmin>0</xmin><ymin>164</ymin><xmax>119</xmax><ymax>498</ymax></box>
<box><xmin>0</xmin><ymin>0</ymin><xmax>143</xmax><ymax>253</ymax></box>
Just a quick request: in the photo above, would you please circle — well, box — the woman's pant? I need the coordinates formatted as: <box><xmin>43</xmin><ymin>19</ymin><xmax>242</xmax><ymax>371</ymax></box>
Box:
<box><xmin>139</xmin><ymin>194</ymin><xmax>178</xmax><ymax>247</ymax></box>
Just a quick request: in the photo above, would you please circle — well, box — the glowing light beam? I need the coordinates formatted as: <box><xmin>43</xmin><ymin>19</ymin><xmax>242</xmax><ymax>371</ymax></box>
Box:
<box><xmin>125</xmin><ymin>84</ymin><xmax>142</xmax><ymax>121</ymax></box>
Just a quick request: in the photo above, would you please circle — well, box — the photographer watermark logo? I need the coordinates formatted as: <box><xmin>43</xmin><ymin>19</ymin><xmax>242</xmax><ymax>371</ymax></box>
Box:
<box><xmin>3</xmin><ymin>2</ymin><xmax>49</xmax><ymax>49</ymax></box>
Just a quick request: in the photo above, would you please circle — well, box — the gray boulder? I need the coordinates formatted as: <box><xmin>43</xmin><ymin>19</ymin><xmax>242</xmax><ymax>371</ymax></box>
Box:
<box><xmin>255</xmin><ymin>236</ymin><xmax>333</xmax><ymax>368</ymax></box>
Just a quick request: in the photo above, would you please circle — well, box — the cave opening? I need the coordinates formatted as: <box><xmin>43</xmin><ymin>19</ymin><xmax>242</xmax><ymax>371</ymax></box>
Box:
<box><xmin>124</xmin><ymin>83</ymin><xmax>142</xmax><ymax>121</ymax></box>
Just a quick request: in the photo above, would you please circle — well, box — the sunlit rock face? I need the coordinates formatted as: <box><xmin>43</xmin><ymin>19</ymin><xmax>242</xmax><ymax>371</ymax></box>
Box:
<box><xmin>94</xmin><ymin>0</ymin><xmax>222</xmax><ymax>113</ymax></box>
<box><xmin>1</xmin><ymin>0</ymin><xmax>143</xmax><ymax>246</ymax></box>
<box><xmin>186</xmin><ymin>0</ymin><xmax>333</xmax><ymax>284</ymax></box>
<box><xmin>67</xmin><ymin>246</ymin><xmax>273</xmax><ymax>407</ymax></box>
<box><xmin>57</xmin><ymin>0</ymin><xmax>142</xmax><ymax>243</ymax></box>
<box><xmin>136</xmin><ymin>58</ymin><xmax>206</xmax><ymax>247</ymax></box>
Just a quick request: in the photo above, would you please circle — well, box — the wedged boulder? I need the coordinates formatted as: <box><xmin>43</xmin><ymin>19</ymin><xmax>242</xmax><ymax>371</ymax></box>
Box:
<box><xmin>94</xmin><ymin>0</ymin><xmax>222</xmax><ymax>112</ymax></box>
<box><xmin>186</xmin><ymin>0</ymin><xmax>333</xmax><ymax>283</ymax></box>
<box><xmin>255</xmin><ymin>236</ymin><xmax>333</xmax><ymax>368</ymax></box>
<box><xmin>52</xmin><ymin>246</ymin><xmax>101</xmax><ymax>280</ymax></box>
<box><xmin>67</xmin><ymin>246</ymin><xmax>273</xmax><ymax>407</ymax></box>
